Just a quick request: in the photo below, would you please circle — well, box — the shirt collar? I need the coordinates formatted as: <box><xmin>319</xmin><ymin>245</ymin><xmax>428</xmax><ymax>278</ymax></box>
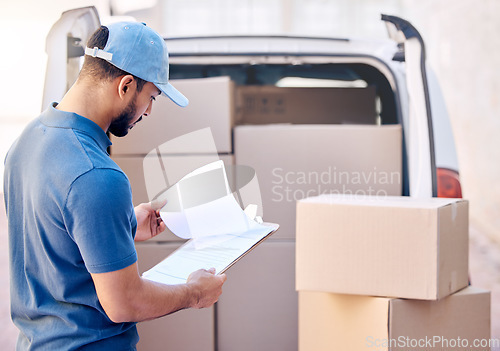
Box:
<box><xmin>40</xmin><ymin>103</ymin><xmax>112</xmax><ymax>153</ymax></box>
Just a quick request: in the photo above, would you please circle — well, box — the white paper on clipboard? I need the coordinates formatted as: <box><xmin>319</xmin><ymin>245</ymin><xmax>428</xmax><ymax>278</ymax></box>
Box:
<box><xmin>142</xmin><ymin>160</ymin><xmax>279</xmax><ymax>285</ymax></box>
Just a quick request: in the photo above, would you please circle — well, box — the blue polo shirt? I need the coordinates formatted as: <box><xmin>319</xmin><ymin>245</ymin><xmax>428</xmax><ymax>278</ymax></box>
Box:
<box><xmin>3</xmin><ymin>103</ymin><xmax>139</xmax><ymax>350</ymax></box>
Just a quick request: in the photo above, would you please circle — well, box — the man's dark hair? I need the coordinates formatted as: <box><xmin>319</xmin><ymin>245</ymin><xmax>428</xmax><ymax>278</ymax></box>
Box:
<box><xmin>80</xmin><ymin>26</ymin><xmax>147</xmax><ymax>92</ymax></box>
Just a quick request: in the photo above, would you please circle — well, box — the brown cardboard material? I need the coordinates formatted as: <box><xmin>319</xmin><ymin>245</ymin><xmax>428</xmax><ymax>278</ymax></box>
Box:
<box><xmin>111</xmin><ymin>76</ymin><xmax>235</xmax><ymax>155</ymax></box>
<box><xmin>135</xmin><ymin>243</ymin><xmax>214</xmax><ymax>351</ymax></box>
<box><xmin>236</xmin><ymin>86</ymin><xmax>377</xmax><ymax>125</ymax></box>
<box><xmin>299</xmin><ymin>287</ymin><xmax>491</xmax><ymax>351</ymax></box>
<box><xmin>234</xmin><ymin>124</ymin><xmax>402</xmax><ymax>240</ymax></box>
<box><xmin>296</xmin><ymin>195</ymin><xmax>469</xmax><ymax>300</ymax></box>
<box><xmin>217</xmin><ymin>240</ymin><xmax>298</xmax><ymax>351</ymax></box>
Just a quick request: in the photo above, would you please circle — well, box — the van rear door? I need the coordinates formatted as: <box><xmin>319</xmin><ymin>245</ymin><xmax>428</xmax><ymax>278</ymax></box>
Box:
<box><xmin>42</xmin><ymin>6</ymin><xmax>100</xmax><ymax>110</ymax></box>
<box><xmin>382</xmin><ymin>14</ymin><xmax>437</xmax><ymax>198</ymax></box>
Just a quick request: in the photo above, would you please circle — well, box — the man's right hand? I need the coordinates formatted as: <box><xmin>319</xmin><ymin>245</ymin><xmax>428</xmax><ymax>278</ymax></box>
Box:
<box><xmin>187</xmin><ymin>268</ymin><xmax>227</xmax><ymax>309</ymax></box>
<box><xmin>92</xmin><ymin>263</ymin><xmax>227</xmax><ymax>323</ymax></box>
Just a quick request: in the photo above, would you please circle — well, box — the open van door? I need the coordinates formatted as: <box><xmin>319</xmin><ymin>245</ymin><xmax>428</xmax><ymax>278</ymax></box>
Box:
<box><xmin>42</xmin><ymin>6</ymin><xmax>100</xmax><ymax>110</ymax></box>
<box><xmin>382</xmin><ymin>14</ymin><xmax>437</xmax><ymax>198</ymax></box>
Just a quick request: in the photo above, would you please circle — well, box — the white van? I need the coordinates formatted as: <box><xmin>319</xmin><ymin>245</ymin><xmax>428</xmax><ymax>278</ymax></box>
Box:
<box><xmin>43</xmin><ymin>6</ymin><xmax>463</xmax><ymax>199</ymax></box>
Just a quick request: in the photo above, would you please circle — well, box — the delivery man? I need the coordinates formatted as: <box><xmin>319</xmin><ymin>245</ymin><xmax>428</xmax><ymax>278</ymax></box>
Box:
<box><xmin>3</xmin><ymin>21</ymin><xmax>226</xmax><ymax>350</ymax></box>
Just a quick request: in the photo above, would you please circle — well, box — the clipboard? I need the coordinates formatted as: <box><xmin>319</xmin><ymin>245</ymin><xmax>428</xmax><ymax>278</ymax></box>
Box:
<box><xmin>142</xmin><ymin>222</ymin><xmax>279</xmax><ymax>285</ymax></box>
<box><xmin>141</xmin><ymin>160</ymin><xmax>279</xmax><ymax>285</ymax></box>
<box><xmin>218</xmin><ymin>222</ymin><xmax>279</xmax><ymax>274</ymax></box>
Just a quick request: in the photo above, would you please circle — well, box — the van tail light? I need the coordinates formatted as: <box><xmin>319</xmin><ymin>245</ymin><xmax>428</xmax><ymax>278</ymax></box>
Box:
<box><xmin>436</xmin><ymin>168</ymin><xmax>463</xmax><ymax>198</ymax></box>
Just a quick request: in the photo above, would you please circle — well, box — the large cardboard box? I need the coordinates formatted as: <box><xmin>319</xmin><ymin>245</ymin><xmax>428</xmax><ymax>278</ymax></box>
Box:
<box><xmin>296</xmin><ymin>195</ymin><xmax>469</xmax><ymax>300</ymax></box>
<box><xmin>236</xmin><ymin>86</ymin><xmax>377</xmax><ymax>125</ymax></box>
<box><xmin>135</xmin><ymin>243</ymin><xmax>215</xmax><ymax>351</ymax></box>
<box><xmin>217</xmin><ymin>240</ymin><xmax>298</xmax><ymax>351</ymax></box>
<box><xmin>111</xmin><ymin>76</ymin><xmax>235</xmax><ymax>155</ymax></box>
<box><xmin>299</xmin><ymin>287</ymin><xmax>491</xmax><ymax>351</ymax></box>
<box><xmin>234</xmin><ymin>125</ymin><xmax>402</xmax><ymax>240</ymax></box>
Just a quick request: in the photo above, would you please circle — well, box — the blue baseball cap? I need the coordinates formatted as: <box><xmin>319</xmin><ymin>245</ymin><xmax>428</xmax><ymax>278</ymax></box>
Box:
<box><xmin>85</xmin><ymin>21</ymin><xmax>188</xmax><ymax>107</ymax></box>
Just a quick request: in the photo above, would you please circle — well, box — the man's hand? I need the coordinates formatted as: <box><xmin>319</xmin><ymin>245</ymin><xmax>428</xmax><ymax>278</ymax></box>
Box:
<box><xmin>187</xmin><ymin>268</ymin><xmax>227</xmax><ymax>309</ymax></box>
<box><xmin>92</xmin><ymin>263</ymin><xmax>227</xmax><ymax>323</ymax></box>
<box><xmin>134</xmin><ymin>202</ymin><xmax>166</xmax><ymax>241</ymax></box>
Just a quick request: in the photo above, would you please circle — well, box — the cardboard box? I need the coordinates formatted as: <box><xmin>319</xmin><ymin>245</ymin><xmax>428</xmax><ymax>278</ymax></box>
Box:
<box><xmin>111</xmin><ymin>76</ymin><xmax>235</xmax><ymax>155</ymax></box>
<box><xmin>299</xmin><ymin>287</ymin><xmax>490</xmax><ymax>351</ymax></box>
<box><xmin>135</xmin><ymin>243</ymin><xmax>214</xmax><ymax>351</ymax></box>
<box><xmin>236</xmin><ymin>86</ymin><xmax>377</xmax><ymax>125</ymax></box>
<box><xmin>113</xmin><ymin>154</ymin><xmax>233</xmax><ymax>241</ymax></box>
<box><xmin>296</xmin><ymin>195</ymin><xmax>469</xmax><ymax>300</ymax></box>
<box><xmin>234</xmin><ymin>125</ymin><xmax>402</xmax><ymax>240</ymax></box>
<box><xmin>217</xmin><ymin>240</ymin><xmax>298</xmax><ymax>351</ymax></box>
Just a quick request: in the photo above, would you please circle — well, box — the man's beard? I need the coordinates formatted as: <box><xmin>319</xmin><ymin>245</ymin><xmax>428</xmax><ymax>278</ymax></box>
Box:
<box><xmin>108</xmin><ymin>94</ymin><xmax>139</xmax><ymax>137</ymax></box>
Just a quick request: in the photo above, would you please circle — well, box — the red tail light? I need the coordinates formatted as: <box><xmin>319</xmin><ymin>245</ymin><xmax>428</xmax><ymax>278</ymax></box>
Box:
<box><xmin>436</xmin><ymin>168</ymin><xmax>462</xmax><ymax>198</ymax></box>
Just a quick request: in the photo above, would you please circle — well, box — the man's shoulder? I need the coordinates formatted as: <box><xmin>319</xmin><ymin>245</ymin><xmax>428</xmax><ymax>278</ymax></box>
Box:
<box><xmin>73</xmin><ymin>166</ymin><xmax>129</xmax><ymax>190</ymax></box>
<box><xmin>7</xmin><ymin>113</ymin><xmax>127</xmax><ymax>194</ymax></box>
<box><xmin>64</xmin><ymin>167</ymin><xmax>133</xmax><ymax>221</ymax></box>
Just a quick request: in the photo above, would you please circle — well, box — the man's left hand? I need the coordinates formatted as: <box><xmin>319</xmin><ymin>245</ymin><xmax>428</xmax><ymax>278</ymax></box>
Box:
<box><xmin>134</xmin><ymin>202</ymin><xmax>166</xmax><ymax>241</ymax></box>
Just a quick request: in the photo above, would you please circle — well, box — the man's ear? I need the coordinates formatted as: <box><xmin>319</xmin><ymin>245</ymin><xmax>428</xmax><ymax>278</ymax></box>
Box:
<box><xmin>117</xmin><ymin>75</ymin><xmax>136</xmax><ymax>100</ymax></box>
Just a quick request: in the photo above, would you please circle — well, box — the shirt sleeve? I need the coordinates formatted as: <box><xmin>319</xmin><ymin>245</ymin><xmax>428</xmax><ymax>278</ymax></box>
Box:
<box><xmin>63</xmin><ymin>167</ymin><xmax>138</xmax><ymax>274</ymax></box>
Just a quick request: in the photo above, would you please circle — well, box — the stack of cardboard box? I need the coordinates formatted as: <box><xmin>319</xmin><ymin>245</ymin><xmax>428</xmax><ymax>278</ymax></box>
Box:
<box><xmin>231</xmin><ymin>85</ymin><xmax>402</xmax><ymax>351</ymax></box>
<box><xmin>110</xmin><ymin>76</ymin><xmax>411</xmax><ymax>351</ymax></box>
<box><xmin>296</xmin><ymin>195</ymin><xmax>491</xmax><ymax>351</ymax></box>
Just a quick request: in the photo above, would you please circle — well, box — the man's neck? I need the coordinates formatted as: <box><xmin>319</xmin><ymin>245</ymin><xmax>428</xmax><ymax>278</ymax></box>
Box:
<box><xmin>56</xmin><ymin>81</ymin><xmax>114</xmax><ymax>133</ymax></box>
